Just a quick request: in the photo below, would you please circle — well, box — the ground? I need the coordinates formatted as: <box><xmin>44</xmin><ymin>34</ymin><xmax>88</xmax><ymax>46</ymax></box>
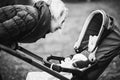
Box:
<box><xmin>0</xmin><ymin>1</ymin><xmax>120</xmax><ymax>80</ymax></box>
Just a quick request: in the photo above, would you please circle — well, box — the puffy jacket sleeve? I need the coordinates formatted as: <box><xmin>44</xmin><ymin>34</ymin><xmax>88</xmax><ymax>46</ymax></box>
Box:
<box><xmin>0</xmin><ymin>5</ymin><xmax>39</xmax><ymax>44</ymax></box>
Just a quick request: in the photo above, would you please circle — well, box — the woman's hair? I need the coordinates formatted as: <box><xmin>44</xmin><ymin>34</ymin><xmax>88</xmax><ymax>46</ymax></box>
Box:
<box><xmin>32</xmin><ymin>0</ymin><xmax>68</xmax><ymax>19</ymax></box>
<box><xmin>32</xmin><ymin>0</ymin><xmax>68</xmax><ymax>32</ymax></box>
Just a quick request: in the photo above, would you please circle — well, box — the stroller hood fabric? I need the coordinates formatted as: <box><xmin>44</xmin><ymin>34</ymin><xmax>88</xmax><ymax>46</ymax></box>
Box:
<box><xmin>74</xmin><ymin>10</ymin><xmax>110</xmax><ymax>53</ymax></box>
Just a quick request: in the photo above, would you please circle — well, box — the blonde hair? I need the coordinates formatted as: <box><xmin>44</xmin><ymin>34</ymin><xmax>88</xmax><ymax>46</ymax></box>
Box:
<box><xmin>32</xmin><ymin>0</ymin><xmax>68</xmax><ymax>19</ymax></box>
<box><xmin>32</xmin><ymin>0</ymin><xmax>68</xmax><ymax>32</ymax></box>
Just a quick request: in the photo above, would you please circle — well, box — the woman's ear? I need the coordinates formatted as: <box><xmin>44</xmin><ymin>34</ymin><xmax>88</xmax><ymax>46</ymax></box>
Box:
<box><xmin>47</xmin><ymin>0</ymin><xmax>52</xmax><ymax>6</ymax></box>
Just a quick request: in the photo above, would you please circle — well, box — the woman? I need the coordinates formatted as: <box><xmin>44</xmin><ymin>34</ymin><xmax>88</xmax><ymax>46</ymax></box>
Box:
<box><xmin>0</xmin><ymin>0</ymin><xmax>68</xmax><ymax>80</ymax></box>
<box><xmin>0</xmin><ymin>0</ymin><xmax>68</xmax><ymax>47</ymax></box>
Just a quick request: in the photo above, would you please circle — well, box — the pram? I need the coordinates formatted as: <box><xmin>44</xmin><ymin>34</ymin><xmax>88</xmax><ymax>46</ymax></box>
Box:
<box><xmin>0</xmin><ymin>9</ymin><xmax>120</xmax><ymax>80</ymax></box>
<box><xmin>43</xmin><ymin>9</ymin><xmax>120</xmax><ymax>80</ymax></box>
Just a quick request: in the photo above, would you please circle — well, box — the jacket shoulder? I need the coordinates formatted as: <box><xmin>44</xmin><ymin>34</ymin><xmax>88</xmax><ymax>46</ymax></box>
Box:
<box><xmin>0</xmin><ymin>5</ymin><xmax>38</xmax><ymax>23</ymax></box>
<box><xmin>0</xmin><ymin>5</ymin><xmax>39</xmax><ymax>40</ymax></box>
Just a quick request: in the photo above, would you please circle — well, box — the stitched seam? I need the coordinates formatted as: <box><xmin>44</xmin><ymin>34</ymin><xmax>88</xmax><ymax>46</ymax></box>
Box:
<box><xmin>25</xmin><ymin>6</ymin><xmax>38</xmax><ymax>24</ymax></box>
<box><xmin>12</xmin><ymin>5</ymin><xmax>19</xmax><ymax>17</ymax></box>
<box><xmin>2</xmin><ymin>7</ymin><xmax>9</xmax><ymax>19</ymax></box>
<box><xmin>17</xmin><ymin>11</ymin><xmax>29</xmax><ymax>28</ymax></box>
<box><xmin>13</xmin><ymin>5</ymin><xmax>28</xmax><ymax>33</ymax></box>
<box><xmin>12</xmin><ymin>18</ymin><xmax>21</xmax><ymax>35</ymax></box>
<box><xmin>1</xmin><ymin>23</ymin><xmax>12</xmax><ymax>39</ymax></box>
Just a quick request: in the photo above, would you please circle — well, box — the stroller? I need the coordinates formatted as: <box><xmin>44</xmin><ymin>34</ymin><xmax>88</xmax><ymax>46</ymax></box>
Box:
<box><xmin>0</xmin><ymin>10</ymin><xmax>120</xmax><ymax>80</ymax></box>
<box><xmin>43</xmin><ymin>9</ymin><xmax>120</xmax><ymax>80</ymax></box>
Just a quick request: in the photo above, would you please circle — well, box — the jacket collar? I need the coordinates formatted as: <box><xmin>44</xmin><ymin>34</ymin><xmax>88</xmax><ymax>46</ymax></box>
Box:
<box><xmin>20</xmin><ymin>1</ymin><xmax>51</xmax><ymax>43</ymax></box>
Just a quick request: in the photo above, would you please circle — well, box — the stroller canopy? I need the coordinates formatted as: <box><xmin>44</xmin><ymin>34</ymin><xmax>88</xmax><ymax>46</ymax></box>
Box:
<box><xmin>75</xmin><ymin>10</ymin><xmax>109</xmax><ymax>53</ymax></box>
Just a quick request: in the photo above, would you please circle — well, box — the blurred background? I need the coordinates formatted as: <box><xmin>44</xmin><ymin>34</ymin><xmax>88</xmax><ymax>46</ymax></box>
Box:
<box><xmin>0</xmin><ymin>0</ymin><xmax>120</xmax><ymax>80</ymax></box>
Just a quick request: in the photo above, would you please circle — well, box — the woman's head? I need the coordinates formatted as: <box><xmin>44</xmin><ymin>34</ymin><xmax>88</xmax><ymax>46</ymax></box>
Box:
<box><xmin>32</xmin><ymin>0</ymin><xmax>68</xmax><ymax>32</ymax></box>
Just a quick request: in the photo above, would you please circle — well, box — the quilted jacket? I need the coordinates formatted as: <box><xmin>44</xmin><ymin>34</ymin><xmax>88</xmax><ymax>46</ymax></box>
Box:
<box><xmin>0</xmin><ymin>1</ymin><xmax>51</xmax><ymax>45</ymax></box>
